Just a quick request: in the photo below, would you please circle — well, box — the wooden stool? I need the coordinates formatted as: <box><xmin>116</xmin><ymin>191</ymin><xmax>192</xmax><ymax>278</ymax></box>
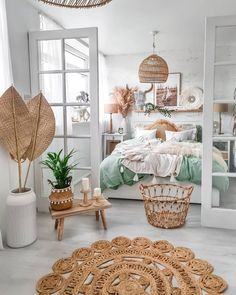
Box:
<box><xmin>49</xmin><ymin>198</ymin><xmax>112</xmax><ymax>241</ymax></box>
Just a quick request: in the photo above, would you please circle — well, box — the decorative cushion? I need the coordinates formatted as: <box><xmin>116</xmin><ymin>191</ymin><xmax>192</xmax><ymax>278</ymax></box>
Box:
<box><xmin>135</xmin><ymin>128</ymin><xmax>157</xmax><ymax>141</ymax></box>
<box><xmin>177</xmin><ymin>123</ymin><xmax>202</xmax><ymax>142</ymax></box>
<box><xmin>145</xmin><ymin>119</ymin><xmax>178</xmax><ymax>140</ymax></box>
<box><xmin>165</xmin><ymin>128</ymin><xmax>197</xmax><ymax>142</ymax></box>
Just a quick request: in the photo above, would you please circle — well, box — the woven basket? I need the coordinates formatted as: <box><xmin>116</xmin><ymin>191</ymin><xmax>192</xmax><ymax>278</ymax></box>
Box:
<box><xmin>49</xmin><ymin>186</ymin><xmax>73</xmax><ymax>211</ymax></box>
<box><xmin>139</xmin><ymin>183</ymin><xmax>193</xmax><ymax>229</ymax></box>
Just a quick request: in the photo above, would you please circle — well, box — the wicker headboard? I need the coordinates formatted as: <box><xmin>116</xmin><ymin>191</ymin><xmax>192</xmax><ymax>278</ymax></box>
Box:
<box><xmin>131</xmin><ymin>112</ymin><xmax>203</xmax><ymax>142</ymax></box>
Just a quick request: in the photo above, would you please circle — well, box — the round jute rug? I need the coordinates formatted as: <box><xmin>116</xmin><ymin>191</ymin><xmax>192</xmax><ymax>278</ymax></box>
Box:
<box><xmin>36</xmin><ymin>237</ymin><xmax>228</xmax><ymax>295</ymax></box>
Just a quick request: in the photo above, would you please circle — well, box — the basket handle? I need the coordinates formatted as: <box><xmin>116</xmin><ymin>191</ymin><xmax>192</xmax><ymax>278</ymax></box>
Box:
<box><xmin>139</xmin><ymin>184</ymin><xmax>145</xmax><ymax>196</ymax></box>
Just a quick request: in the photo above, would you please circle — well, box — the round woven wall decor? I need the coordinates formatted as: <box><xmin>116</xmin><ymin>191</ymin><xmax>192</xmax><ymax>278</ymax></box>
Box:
<box><xmin>38</xmin><ymin>0</ymin><xmax>112</xmax><ymax>8</ymax></box>
<box><xmin>139</xmin><ymin>54</ymin><xmax>169</xmax><ymax>83</ymax></box>
<box><xmin>36</xmin><ymin>236</ymin><xmax>228</xmax><ymax>294</ymax></box>
<box><xmin>179</xmin><ymin>87</ymin><xmax>203</xmax><ymax>109</ymax></box>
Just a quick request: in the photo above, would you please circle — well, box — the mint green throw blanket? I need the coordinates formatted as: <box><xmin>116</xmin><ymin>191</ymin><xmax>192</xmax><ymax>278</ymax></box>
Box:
<box><xmin>100</xmin><ymin>141</ymin><xmax>229</xmax><ymax>192</ymax></box>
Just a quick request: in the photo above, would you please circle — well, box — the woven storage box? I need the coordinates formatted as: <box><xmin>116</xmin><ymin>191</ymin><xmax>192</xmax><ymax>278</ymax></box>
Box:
<box><xmin>139</xmin><ymin>183</ymin><xmax>193</xmax><ymax>229</ymax></box>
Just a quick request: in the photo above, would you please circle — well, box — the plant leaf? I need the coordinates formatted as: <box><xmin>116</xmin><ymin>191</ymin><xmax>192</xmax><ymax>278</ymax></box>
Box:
<box><xmin>0</xmin><ymin>86</ymin><xmax>32</xmax><ymax>160</ymax></box>
<box><xmin>25</xmin><ymin>93</ymin><xmax>55</xmax><ymax>161</ymax></box>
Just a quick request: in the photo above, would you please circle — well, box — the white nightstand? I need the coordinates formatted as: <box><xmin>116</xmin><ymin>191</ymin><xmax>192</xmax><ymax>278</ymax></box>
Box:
<box><xmin>103</xmin><ymin>133</ymin><xmax>126</xmax><ymax>159</ymax></box>
<box><xmin>213</xmin><ymin>134</ymin><xmax>233</xmax><ymax>165</ymax></box>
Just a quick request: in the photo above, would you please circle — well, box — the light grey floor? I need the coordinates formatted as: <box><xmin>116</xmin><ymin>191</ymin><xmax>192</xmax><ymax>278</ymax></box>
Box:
<box><xmin>0</xmin><ymin>199</ymin><xmax>236</xmax><ymax>294</ymax></box>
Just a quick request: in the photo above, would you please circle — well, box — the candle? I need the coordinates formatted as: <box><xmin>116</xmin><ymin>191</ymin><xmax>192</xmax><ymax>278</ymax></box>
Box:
<box><xmin>82</xmin><ymin>178</ymin><xmax>90</xmax><ymax>191</ymax></box>
<box><xmin>94</xmin><ymin>188</ymin><xmax>101</xmax><ymax>197</ymax></box>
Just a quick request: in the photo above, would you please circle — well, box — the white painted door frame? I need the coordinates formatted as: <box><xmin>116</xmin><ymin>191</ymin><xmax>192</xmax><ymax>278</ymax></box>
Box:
<box><xmin>202</xmin><ymin>15</ymin><xmax>236</xmax><ymax>230</ymax></box>
<box><xmin>29</xmin><ymin>28</ymin><xmax>100</xmax><ymax>212</ymax></box>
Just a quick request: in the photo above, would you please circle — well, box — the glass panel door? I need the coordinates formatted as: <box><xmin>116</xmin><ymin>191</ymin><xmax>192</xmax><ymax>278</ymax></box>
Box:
<box><xmin>29</xmin><ymin>28</ymin><xmax>100</xmax><ymax>211</ymax></box>
<box><xmin>202</xmin><ymin>16</ymin><xmax>236</xmax><ymax>229</ymax></box>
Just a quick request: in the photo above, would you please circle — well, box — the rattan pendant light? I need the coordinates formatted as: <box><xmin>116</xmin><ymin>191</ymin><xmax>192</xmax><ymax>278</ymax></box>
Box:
<box><xmin>139</xmin><ymin>31</ymin><xmax>169</xmax><ymax>83</ymax></box>
<box><xmin>38</xmin><ymin>0</ymin><xmax>112</xmax><ymax>9</ymax></box>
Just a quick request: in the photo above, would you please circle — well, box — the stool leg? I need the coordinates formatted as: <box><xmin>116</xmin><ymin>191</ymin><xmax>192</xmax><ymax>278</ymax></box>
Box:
<box><xmin>95</xmin><ymin>211</ymin><xmax>99</xmax><ymax>221</ymax></box>
<box><xmin>57</xmin><ymin>218</ymin><xmax>64</xmax><ymax>241</ymax></box>
<box><xmin>54</xmin><ymin>219</ymin><xmax>58</xmax><ymax>230</ymax></box>
<box><xmin>100</xmin><ymin>210</ymin><xmax>107</xmax><ymax>230</ymax></box>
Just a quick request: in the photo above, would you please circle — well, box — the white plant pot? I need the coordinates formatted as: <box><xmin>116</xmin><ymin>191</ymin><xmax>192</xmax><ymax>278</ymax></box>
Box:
<box><xmin>6</xmin><ymin>188</ymin><xmax>37</xmax><ymax>248</ymax></box>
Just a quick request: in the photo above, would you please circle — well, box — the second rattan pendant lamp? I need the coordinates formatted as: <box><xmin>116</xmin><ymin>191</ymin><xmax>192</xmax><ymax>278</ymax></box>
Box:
<box><xmin>38</xmin><ymin>0</ymin><xmax>112</xmax><ymax>9</ymax></box>
<box><xmin>139</xmin><ymin>31</ymin><xmax>169</xmax><ymax>103</ymax></box>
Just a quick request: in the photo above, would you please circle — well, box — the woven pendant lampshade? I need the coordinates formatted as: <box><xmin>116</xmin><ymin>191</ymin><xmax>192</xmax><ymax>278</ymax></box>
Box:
<box><xmin>38</xmin><ymin>0</ymin><xmax>112</xmax><ymax>9</ymax></box>
<box><xmin>139</xmin><ymin>32</ymin><xmax>169</xmax><ymax>83</ymax></box>
<box><xmin>139</xmin><ymin>54</ymin><xmax>169</xmax><ymax>83</ymax></box>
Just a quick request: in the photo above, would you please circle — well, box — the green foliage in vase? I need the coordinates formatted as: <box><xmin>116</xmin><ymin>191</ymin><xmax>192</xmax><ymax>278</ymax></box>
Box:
<box><xmin>144</xmin><ymin>103</ymin><xmax>175</xmax><ymax>117</ymax></box>
<box><xmin>41</xmin><ymin>149</ymin><xmax>78</xmax><ymax>189</ymax></box>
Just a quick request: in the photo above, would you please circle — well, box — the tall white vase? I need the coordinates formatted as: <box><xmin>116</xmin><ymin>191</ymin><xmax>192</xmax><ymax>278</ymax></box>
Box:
<box><xmin>6</xmin><ymin>188</ymin><xmax>37</xmax><ymax>248</ymax></box>
<box><xmin>120</xmin><ymin>117</ymin><xmax>127</xmax><ymax>134</ymax></box>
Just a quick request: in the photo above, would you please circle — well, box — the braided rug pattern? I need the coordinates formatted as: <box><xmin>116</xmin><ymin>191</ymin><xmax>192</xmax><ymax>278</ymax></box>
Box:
<box><xmin>36</xmin><ymin>237</ymin><xmax>227</xmax><ymax>295</ymax></box>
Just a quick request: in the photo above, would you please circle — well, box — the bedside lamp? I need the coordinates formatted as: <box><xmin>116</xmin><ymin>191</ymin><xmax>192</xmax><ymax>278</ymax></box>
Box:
<box><xmin>214</xmin><ymin>103</ymin><xmax>228</xmax><ymax>134</ymax></box>
<box><xmin>104</xmin><ymin>103</ymin><xmax>119</xmax><ymax>134</ymax></box>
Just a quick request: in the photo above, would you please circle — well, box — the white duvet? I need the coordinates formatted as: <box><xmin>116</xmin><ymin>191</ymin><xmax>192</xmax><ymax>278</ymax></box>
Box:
<box><xmin>118</xmin><ymin>139</ymin><xmax>227</xmax><ymax>177</ymax></box>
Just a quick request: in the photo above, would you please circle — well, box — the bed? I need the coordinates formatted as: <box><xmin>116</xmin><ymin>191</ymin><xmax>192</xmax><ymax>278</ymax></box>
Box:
<box><xmin>100</xmin><ymin>119</ymin><xmax>229</xmax><ymax>205</ymax></box>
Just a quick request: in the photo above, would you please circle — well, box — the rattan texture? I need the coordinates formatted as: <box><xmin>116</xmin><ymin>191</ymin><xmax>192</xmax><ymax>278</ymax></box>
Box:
<box><xmin>49</xmin><ymin>186</ymin><xmax>73</xmax><ymax>211</ymax></box>
<box><xmin>39</xmin><ymin>0</ymin><xmax>112</xmax><ymax>8</ymax></box>
<box><xmin>36</xmin><ymin>237</ymin><xmax>227</xmax><ymax>295</ymax></box>
<box><xmin>139</xmin><ymin>54</ymin><xmax>169</xmax><ymax>83</ymax></box>
<box><xmin>139</xmin><ymin>183</ymin><xmax>193</xmax><ymax>229</ymax></box>
<box><xmin>25</xmin><ymin>93</ymin><xmax>55</xmax><ymax>161</ymax></box>
<box><xmin>36</xmin><ymin>236</ymin><xmax>228</xmax><ymax>295</ymax></box>
<box><xmin>0</xmin><ymin>86</ymin><xmax>32</xmax><ymax>160</ymax></box>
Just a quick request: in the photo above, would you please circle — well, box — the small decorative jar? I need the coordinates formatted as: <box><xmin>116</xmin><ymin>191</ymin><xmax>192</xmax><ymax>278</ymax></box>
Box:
<box><xmin>118</xmin><ymin>127</ymin><xmax>124</xmax><ymax>134</ymax></box>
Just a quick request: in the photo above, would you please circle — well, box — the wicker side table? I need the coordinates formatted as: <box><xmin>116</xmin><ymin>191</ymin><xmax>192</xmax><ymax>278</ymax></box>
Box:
<box><xmin>49</xmin><ymin>197</ymin><xmax>112</xmax><ymax>241</ymax></box>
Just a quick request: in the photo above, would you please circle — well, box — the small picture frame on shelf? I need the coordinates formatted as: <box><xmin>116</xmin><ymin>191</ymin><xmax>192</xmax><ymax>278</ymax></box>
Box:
<box><xmin>156</xmin><ymin>72</ymin><xmax>181</xmax><ymax>107</ymax></box>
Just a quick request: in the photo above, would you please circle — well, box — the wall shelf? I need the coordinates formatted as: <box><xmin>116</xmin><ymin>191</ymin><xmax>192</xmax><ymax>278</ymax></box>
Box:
<box><xmin>213</xmin><ymin>100</ymin><xmax>236</xmax><ymax>104</ymax></box>
<box><xmin>134</xmin><ymin>108</ymin><xmax>203</xmax><ymax>114</ymax></box>
<box><xmin>213</xmin><ymin>135</ymin><xmax>236</xmax><ymax>140</ymax></box>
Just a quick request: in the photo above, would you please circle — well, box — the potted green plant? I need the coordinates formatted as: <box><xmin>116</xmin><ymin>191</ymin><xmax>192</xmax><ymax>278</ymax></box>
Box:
<box><xmin>0</xmin><ymin>86</ymin><xmax>55</xmax><ymax>247</ymax></box>
<box><xmin>41</xmin><ymin>149</ymin><xmax>78</xmax><ymax>211</ymax></box>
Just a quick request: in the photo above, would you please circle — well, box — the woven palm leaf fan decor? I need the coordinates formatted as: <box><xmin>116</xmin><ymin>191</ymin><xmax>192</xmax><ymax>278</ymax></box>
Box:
<box><xmin>0</xmin><ymin>86</ymin><xmax>55</xmax><ymax>192</ymax></box>
<box><xmin>23</xmin><ymin>93</ymin><xmax>56</xmax><ymax>188</ymax></box>
<box><xmin>38</xmin><ymin>0</ymin><xmax>112</xmax><ymax>8</ymax></box>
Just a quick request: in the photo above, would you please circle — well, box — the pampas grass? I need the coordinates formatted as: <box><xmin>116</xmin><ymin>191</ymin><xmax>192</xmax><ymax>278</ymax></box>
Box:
<box><xmin>111</xmin><ymin>85</ymin><xmax>137</xmax><ymax>118</ymax></box>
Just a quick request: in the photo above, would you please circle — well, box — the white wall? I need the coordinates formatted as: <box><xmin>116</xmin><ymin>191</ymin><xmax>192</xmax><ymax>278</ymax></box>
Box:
<box><xmin>6</xmin><ymin>0</ymin><xmax>40</xmax><ymax>96</ymax></box>
<box><xmin>0</xmin><ymin>0</ymin><xmax>40</xmax><ymax>241</ymax></box>
<box><xmin>106</xmin><ymin>48</ymin><xmax>204</xmax><ymax>93</ymax></box>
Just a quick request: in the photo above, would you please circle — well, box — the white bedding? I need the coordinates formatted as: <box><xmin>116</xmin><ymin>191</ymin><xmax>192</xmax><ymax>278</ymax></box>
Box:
<box><xmin>118</xmin><ymin>139</ymin><xmax>227</xmax><ymax>178</ymax></box>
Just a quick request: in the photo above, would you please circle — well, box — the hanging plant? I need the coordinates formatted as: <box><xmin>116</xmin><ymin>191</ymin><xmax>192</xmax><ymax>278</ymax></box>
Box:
<box><xmin>144</xmin><ymin>102</ymin><xmax>175</xmax><ymax>117</ymax></box>
<box><xmin>111</xmin><ymin>85</ymin><xmax>138</xmax><ymax>118</ymax></box>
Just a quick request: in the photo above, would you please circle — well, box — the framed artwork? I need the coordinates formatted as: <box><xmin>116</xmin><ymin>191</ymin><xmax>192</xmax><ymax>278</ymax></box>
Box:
<box><xmin>156</xmin><ymin>72</ymin><xmax>182</xmax><ymax>107</ymax></box>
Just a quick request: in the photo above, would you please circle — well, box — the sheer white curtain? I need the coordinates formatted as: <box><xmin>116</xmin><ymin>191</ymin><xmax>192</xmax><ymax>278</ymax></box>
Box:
<box><xmin>0</xmin><ymin>0</ymin><xmax>12</xmax><ymax>248</ymax></box>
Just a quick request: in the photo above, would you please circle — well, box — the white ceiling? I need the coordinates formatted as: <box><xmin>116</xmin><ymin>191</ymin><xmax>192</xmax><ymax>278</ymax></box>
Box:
<box><xmin>29</xmin><ymin>0</ymin><xmax>236</xmax><ymax>55</ymax></box>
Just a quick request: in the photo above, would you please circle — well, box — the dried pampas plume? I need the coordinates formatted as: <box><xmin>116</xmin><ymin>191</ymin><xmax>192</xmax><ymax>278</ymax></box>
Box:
<box><xmin>111</xmin><ymin>85</ymin><xmax>137</xmax><ymax>118</ymax></box>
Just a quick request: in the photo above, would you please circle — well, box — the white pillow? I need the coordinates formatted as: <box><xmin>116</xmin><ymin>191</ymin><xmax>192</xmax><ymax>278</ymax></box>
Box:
<box><xmin>135</xmin><ymin>128</ymin><xmax>156</xmax><ymax>141</ymax></box>
<box><xmin>165</xmin><ymin>128</ymin><xmax>196</xmax><ymax>142</ymax></box>
<box><xmin>177</xmin><ymin>124</ymin><xmax>197</xmax><ymax>140</ymax></box>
